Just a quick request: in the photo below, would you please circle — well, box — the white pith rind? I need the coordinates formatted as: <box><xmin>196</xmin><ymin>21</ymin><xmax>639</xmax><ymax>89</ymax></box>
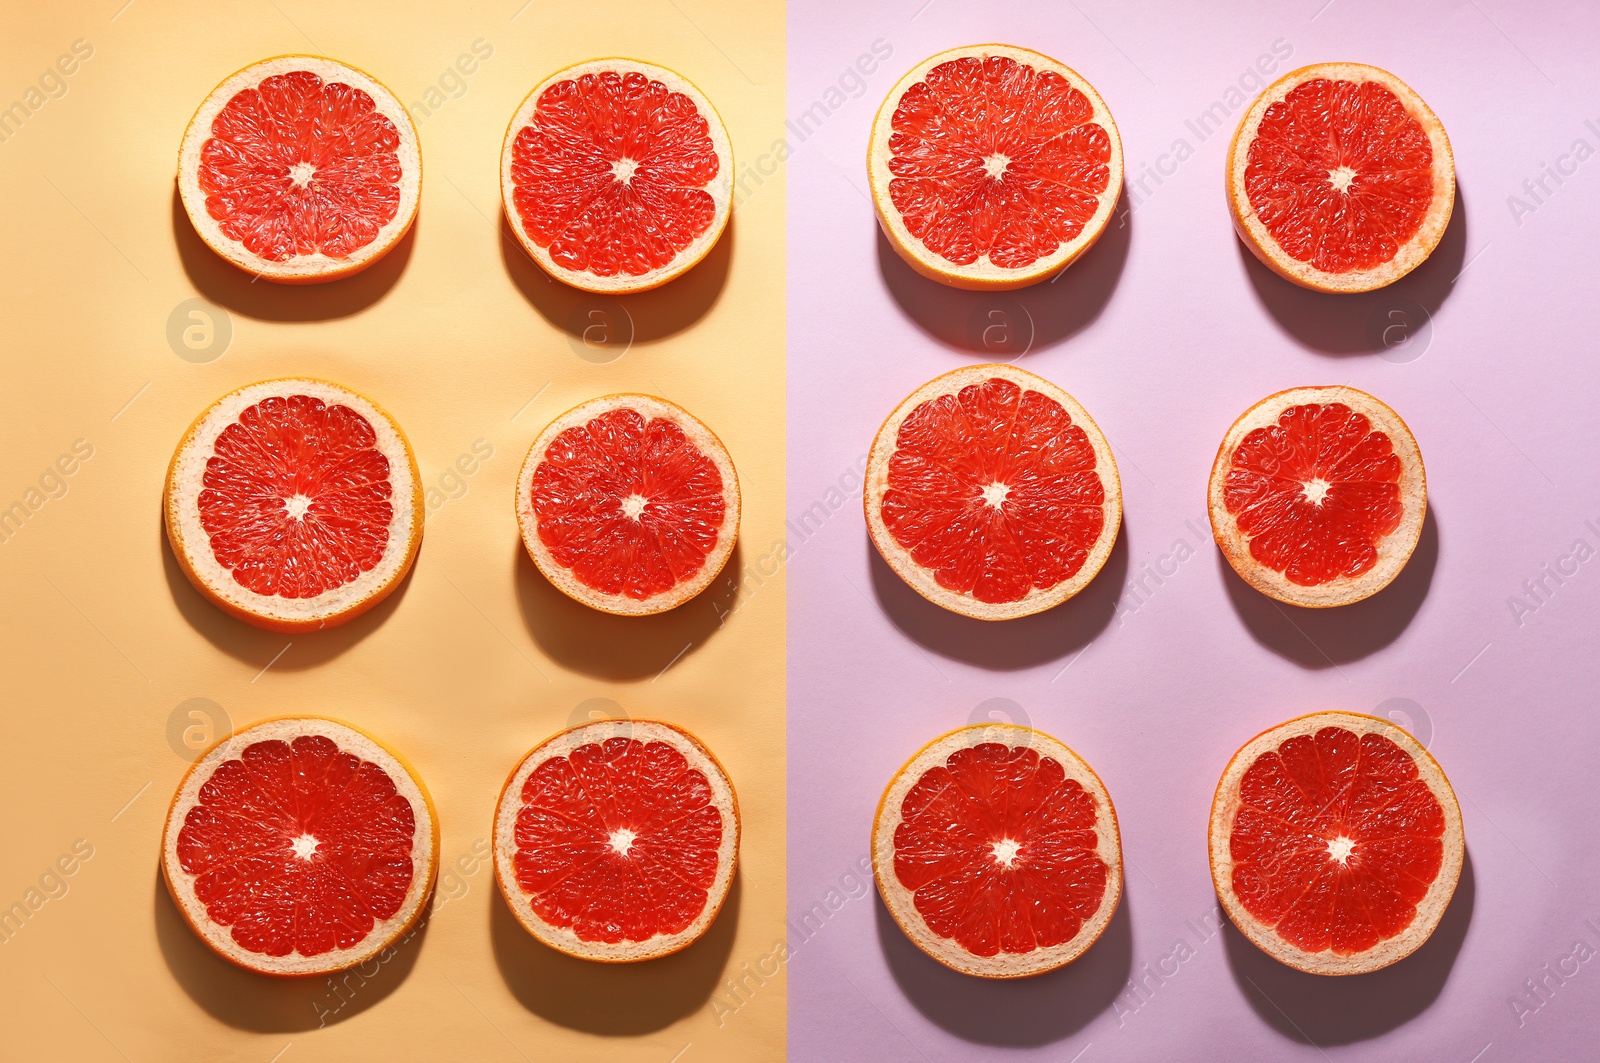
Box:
<box><xmin>1208</xmin><ymin>711</ymin><xmax>1464</xmax><ymax>975</ymax></box>
<box><xmin>865</xmin><ymin>363</ymin><xmax>1122</xmax><ymax>620</ymax></box>
<box><xmin>500</xmin><ymin>58</ymin><xmax>733</xmax><ymax>294</ymax></box>
<box><xmin>1227</xmin><ymin>62</ymin><xmax>1455</xmax><ymax>293</ymax></box>
<box><xmin>161</xmin><ymin>717</ymin><xmax>438</xmax><ymax>977</ymax></box>
<box><xmin>868</xmin><ymin>44</ymin><xmax>1124</xmax><ymax>291</ymax></box>
<box><xmin>492</xmin><ymin>720</ymin><xmax>740</xmax><ymax>962</ymax></box>
<box><xmin>164</xmin><ymin>378</ymin><xmax>422</xmax><ymax>630</ymax></box>
<box><xmin>873</xmin><ymin>724</ymin><xmax>1123</xmax><ymax>978</ymax></box>
<box><xmin>1207</xmin><ymin>385</ymin><xmax>1426</xmax><ymax>608</ymax></box>
<box><xmin>515</xmin><ymin>393</ymin><xmax>740</xmax><ymax>616</ymax></box>
<box><xmin>177</xmin><ymin>55</ymin><xmax>421</xmax><ymax>284</ymax></box>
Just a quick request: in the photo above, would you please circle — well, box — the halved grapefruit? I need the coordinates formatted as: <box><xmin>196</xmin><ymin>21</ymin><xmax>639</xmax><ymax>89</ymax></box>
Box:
<box><xmin>161</xmin><ymin>717</ymin><xmax>438</xmax><ymax>977</ymax></box>
<box><xmin>493</xmin><ymin>719</ymin><xmax>739</xmax><ymax>962</ymax></box>
<box><xmin>1208</xmin><ymin>386</ymin><xmax>1425</xmax><ymax>607</ymax></box>
<box><xmin>866</xmin><ymin>364</ymin><xmax>1121</xmax><ymax>619</ymax></box>
<box><xmin>164</xmin><ymin>378</ymin><xmax>423</xmax><ymax>631</ymax></box>
<box><xmin>1210</xmin><ymin>711</ymin><xmax>1463</xmax><ymax>975</ymax></box>
<box><xmin>516</xmin><ymin>394</ymin><xmax>739</xmax><ymax>615</ymax></box>
<box><xmin>873</xmin><ymin>724</ymin><xmax>1122</xmax><ymax>978</ymax></box>
<box><xmin>501</xmin><ymin>58</ymin><xmax>733</xmax><ymax>293</ymax></box>
<box><xmin>869</xmin><ymin>44</ymin><xmax>1123</xmax><ymax>290</ymax></box>
<box><xmin>178</xmin><ymin>56</ymin><xmax>420</xmax><ymax>284</ymax></box>
<box><xmin>1227</xmin><ymin>63</ymin><xmax>1454</xmax><ymax>292</ymax></box>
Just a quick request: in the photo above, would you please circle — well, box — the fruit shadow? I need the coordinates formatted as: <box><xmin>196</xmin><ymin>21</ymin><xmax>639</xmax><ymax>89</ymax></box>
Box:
<box><xmin>1237</xmin><ymin>184</ymin><xmax>1469</xmax><ymax>355</ymax></box>
<box><xmin>499</xmin><ymin>212</ymin><xmax>731</xmax><ymax>343</ymax></box>
<box><xmin>159</xmin><ymin>511</ymin><xmax>414</xmax><ymax>670</ymax></box>
<box><xmin>873</xmin><ymin>884</ymin><xmax>1131</xmax><ymax>1046</ymax></box>
<box><xmin>153</xmin><ymin>865</ymin><xmax>428</xmax><ymax>1031</ymax></box>
<box><xmin>1218</xmin><ymin>503</ymin><xmax>1438</xmax><ymax>667</ymax></box>
<box><xmin>490</xmin><ymin>870</ymin><xmax>740</xmax><ymax>1034</ymax></box>
<box><xmin>1223</xmin><ymin>849</ymin><xmax>1475</xmax><ymax>1045</ymax></box>
<box><xmin>873</xmin><ymin>181</ymin><xmax>1130</xmax><ymax>358</ymax></box>
<box><xmin>865</xmin><ymin>521</ymin><xmax>1127</xmax><ymax>670</ymax></box>
<box><xmin>171</xmin><ymin>186</ymin><xmax>413</xmax><ymax>321</ymax></box>
<box><xmin>513</xmin><ymin>538</ymin><xmax>739</xmax><ymax>680</ymax></box>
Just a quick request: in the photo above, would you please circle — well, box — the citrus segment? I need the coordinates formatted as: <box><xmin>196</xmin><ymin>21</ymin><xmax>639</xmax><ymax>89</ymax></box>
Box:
<box><xmin>870</xmin><ymin>45</ymin><xmax>1123</xmax><ymax>289</ymax></box>
<box><xmin>494</xmin><ymin>720</ymin><xmax>739</xmax><ymax>962</ymax></box>
<box><xmin>161</xmin><ymin>717</ymin><xmax>438</xmax><ymax>977</ymax></box>
<box><xmin>165</xmin><ymin>378</ymin><xmax>423</xmax><ymax>631</ymax></box>
<box><xmin>1209</xmin><ymin>387</ymin><xmax>1424</xmax><ymax>608</ymax></box>
<box><xmin>501</xmin><ymin>59</ymin><xmax>732</xmax><ymax>293</ymax></box>
<box><xmin>1210</xmin><ymin>712</ymin><xmax>1463</xmax><ymax>974</ymax></box>
<box><xmin>516</xmin><ymin>394</ymin><xmax>740</xmax><ymax>615</ymax></box>
<box><xmin>866</xmin><ymin>364</ymin><xmax>1120</xmax><ymax>619</ymax></box>
<box><xmin>874</xmin><ymin>724</ymin><xmax>1122</xmax><ymax>978</ymax></box>
<box><xmin>178</xmin><ymin>56</ymin><xmax>420</xmax><ymax>283</ymax></box>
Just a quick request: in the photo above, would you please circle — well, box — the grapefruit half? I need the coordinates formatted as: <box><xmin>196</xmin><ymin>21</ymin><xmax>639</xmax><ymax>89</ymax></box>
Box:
<box><xmin>866</xmin><ymin>364</ymin><xmax>1121</xmax><ymax>619</ymax></box>
<box><xmin>501</xmin><ymin>58</ymin><xmax>733</xmax><ymax>293</ymax></box>
<box><xmin>1227</xmin><ymin>63</ymin><xmax>1454</xmax><ymax>292</ymax></box>
<box><xmin>516</xmin><ymin>394</ymin><xmax>740</xmax><ymax>615</ymax></box>
<box><xmin>493</xmin><ymin>719</ymin><xmax>739</xmax><ymax>962</ymax></box>
<box><xmin>869</xmin><ymin>44</ymin><xmax>1123</xmax><ymax>290</ymax></box>
<box><xmin>1208</xmin><ymin>386</ymin><xmax>1425</xmax><ymax>607</ymax></box>
<box><xmin>161</xmin><ymin>717</ymin><xmax>438</xmax><ymax>977</ymax></box>
<box><xmin>1209</xmin><ymin>711</ymin><xmax>1464</xmax><ymax>975</ymax></box>
<box><xmin>178</xmin><ymin>56</ymin><xmax>420</xmax><ymax>284</ymax></box>
<box><xmin>164</xmin><ymin>378</ymin><xmax>423</xmax><ymax>631</ymax></box>
<box><xmin>873</xmin><ymin>724</ymin><xmax>1122</xmax><ymax>978</ymax></box>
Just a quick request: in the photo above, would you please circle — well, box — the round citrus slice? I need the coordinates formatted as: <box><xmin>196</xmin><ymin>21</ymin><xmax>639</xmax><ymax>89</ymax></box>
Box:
<box><xmin>164</xmin><ymin>378</ymin><xmax>423</xmax><ymax>631</ymax></box>
<box><xmin>493</xmin><ymin>719</ymin><xmax>739</xmax><ymax>962</ymax></box>
<box><xmin>515</xmin><ymin>394</ymin><xmax>739</xmax><ymax>615</ymax></box>
<box><xmin>866</xmin><ymin>364</ymin><xmax>1121</xmax><ymax>620</ymax></box>
<box><xmin>178</xmin><ymin>55</ymin><xmax>421</xmax><ymax>284</ymax></box>
<box><xmin>873</xmin><ymin>724</ymin><xmax>1122</xmax><ymax>978</ymax></box>
<box><xmin>1208</xmin><ymin>386</ymin><xmax>1425</xmax><ymax>608</ymax></box>
<box><xmin>868</xmin><ymin>44</ymin><xmax>1123</xmax><ymax>290</ymax></box>
<box><xmin>161</xmin><ymin>717</ymin><xmax>438</xmax><ymax>977</ymax></box>
<box><xmin>1227</xmin><ymin>63</ymin><xmax>1454</xmax><ymax>292</ymax></box>
<box><xmin>1210</xmin><ymin>711</ymin><xmax>1464</xmax><ymax>975</ymax></box>
<box><xmin>501</xmin><ymin>58</ymin><xmax>733</xmax><ymax>293</ymax></box>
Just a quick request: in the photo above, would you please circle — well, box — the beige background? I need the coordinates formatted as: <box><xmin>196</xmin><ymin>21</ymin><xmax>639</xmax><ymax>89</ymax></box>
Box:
<box><xmin>0</xmin><ymin>2</ymin><xmax>784</xmax><ymax>1060</ymax></box>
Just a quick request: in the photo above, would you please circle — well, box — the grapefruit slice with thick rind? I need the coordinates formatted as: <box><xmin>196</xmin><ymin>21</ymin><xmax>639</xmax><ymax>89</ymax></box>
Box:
<box><xmin>164</xmin><ymin>377</ymin><xmax>423</xmax><ymax>632</ymax></box>
<box><xmin>501</xmin><ymin>58</ymin><xmax>733</xmax><ymax>294</ymax></box>
<box><xmin>866</xmin><ymin>364</ymin><xmax>1121</xmax><ymax>620</ymax></box>
<box><xmin>1209</xmin><ymin>711</ymin><xmax>1464</xmax><ymax>975</ymax></box>
<box><xmin>161</xmin><ymin>717</ymin><xmax>438</xmax><ymax>977</ymax></box>
<box><xmin>515</xmin><ymin>394</ymin><xmax>740</xmax><ymax>616</ymax></box>
<box><xmin>177</xmin><ymin>55</ymin><xmax>421</xmax><ymax>284</ymax></box>
<box><xmin>1227</xmin><ymin>63</ymin><xmax>1454</xmax><ymax>293</ymax></box>
<box><xmin>493</xmin><ymin>719</ymin><xmax>739</xmax><ymax>962</ymax></box>
<box><xmin>1208</xmin><ymin>386</ymin><xmax>1425</xmax><ymax>608</ymax></box>
<box><xmin>869</xmin><ymin>44</ymin><xmax>1124</xmax><ymax>290</ymax></box>
<box><xmin>873</xmin><ymin>723</ymin><xmax>1123</xmax><ymax>978</ymax></box>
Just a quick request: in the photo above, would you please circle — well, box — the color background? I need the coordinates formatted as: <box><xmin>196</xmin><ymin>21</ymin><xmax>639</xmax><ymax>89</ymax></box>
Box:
<box><xmin>787</xmin><ymin>1</ymin><xmax>1600</xmax><ymax>1060</ymax></box>
<box><xmin>0</xmin><ymin>2</ymin><xmax>784</xmax><ymax>1061</ymax></box>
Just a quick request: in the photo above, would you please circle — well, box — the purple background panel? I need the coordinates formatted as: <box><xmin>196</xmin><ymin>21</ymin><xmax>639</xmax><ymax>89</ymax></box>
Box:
<box><xmin>785</xmin><ymin>1</ymin><xmax>1600</xmax><ymax>1060</ymax></box>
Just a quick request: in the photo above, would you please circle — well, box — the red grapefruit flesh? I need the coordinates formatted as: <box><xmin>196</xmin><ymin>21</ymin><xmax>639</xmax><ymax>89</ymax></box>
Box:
<box><xmin>1210</xmin><ymin>712</ymin><xmax>1463</xmax><ymax>974</ymax></box>
<box><xmin>515</xmin><ymin>394</ymin><xmax>740</xmax><ymax>615</ymax></box>
<box><xmin>1228</xmin><ymin>63</ymin><xmax>1454</xmax><ymax>292</ymax></box>
<box><xmin>501</xmin><ymin>58</ymin><xmax>732</xmax><ymax>293</ymax></box>
<box><xmin>161</xmin><ymin>717</ymin><xmax>438</xmax><ymax>977</ymax></box>
<box><xmin>1208</xmin><ymin>386</ymin><xmax>1425</xmax><ymax>607</ymax></box>
<box><xmin>873</xmin><ymin>724</ymin><xmax>1122</xmax><ymax>978</ymax></box>
<box><xmin>869</xmin><ymin>44</ymin><xmax>1123</xmax><ymax>290</ymax></box>
<box><xmin>493</xmin><ymin>719</ymin><xmax>739</xmax><ymax>962</ymax></box>
<box><xmin>164</xmin><ymin>378</ymin><xmax>423</xmax><ymax>631</ymax></box>
<box><xmin>866</xmin><ymin>364</ymin><xmax>1121</xmax><ymax>619</ymax></box>
<box><xmin>178</xmin><ymin>56</ymin><xmax>420</xmax><ymax>283</ymax></box>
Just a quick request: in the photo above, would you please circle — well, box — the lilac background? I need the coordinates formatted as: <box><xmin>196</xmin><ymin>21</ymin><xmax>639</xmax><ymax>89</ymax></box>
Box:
<box><xmin>785</xmin><ymin>1</ymin><xmax>1600</xmax><ymax>1060</ymax></box>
